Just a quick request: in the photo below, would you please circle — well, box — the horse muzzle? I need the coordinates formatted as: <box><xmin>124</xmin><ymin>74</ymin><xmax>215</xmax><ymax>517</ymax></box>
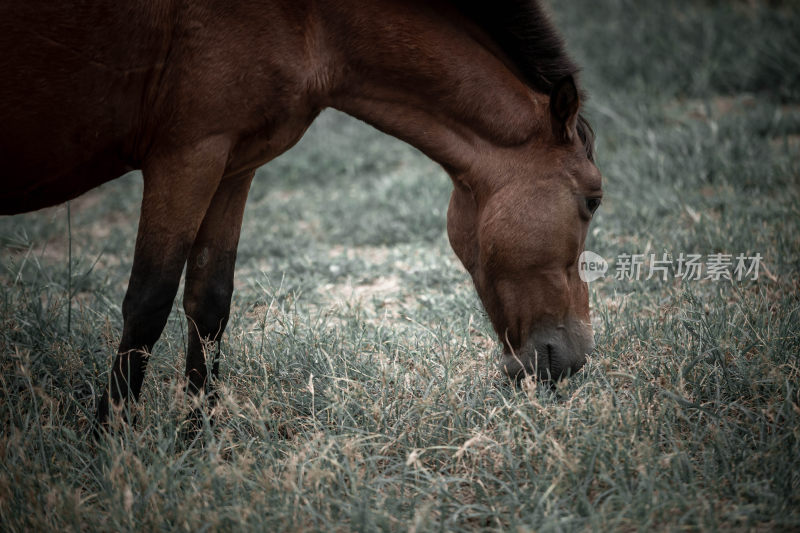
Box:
<box><xmin>500</xmin><ymin>318</ymin><xmax>594</xmax><ymax>382</ymax></box>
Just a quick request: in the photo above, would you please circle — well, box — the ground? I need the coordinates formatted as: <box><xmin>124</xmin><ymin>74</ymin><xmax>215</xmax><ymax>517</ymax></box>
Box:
<box><xmin>1</xmin><ymin>0</ymin><xmax>799</xmax><ymax>530</ymax></box>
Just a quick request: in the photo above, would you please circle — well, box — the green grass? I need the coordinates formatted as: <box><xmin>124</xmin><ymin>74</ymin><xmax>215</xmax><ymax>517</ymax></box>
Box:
<box><xmin>2</xmin><ymin>0</ymin><xmax>799</xmax><ymax>530</ymax></box>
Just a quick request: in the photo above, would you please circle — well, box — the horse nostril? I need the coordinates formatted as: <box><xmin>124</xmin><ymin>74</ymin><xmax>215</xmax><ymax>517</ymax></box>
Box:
<box><xmin>545</xmin><ymin>343</ymin><xmax>555</xmax><ymax>379</ymax></box>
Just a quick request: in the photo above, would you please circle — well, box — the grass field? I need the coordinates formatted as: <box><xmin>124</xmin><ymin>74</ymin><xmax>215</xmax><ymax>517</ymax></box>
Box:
<box><xmin>1</xmin><ymin>0</ymin><xmax>799</xmax><ymax>530</ymax></box>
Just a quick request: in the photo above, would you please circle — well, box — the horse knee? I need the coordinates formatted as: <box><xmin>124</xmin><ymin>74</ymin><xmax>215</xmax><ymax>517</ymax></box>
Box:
<box><xmin>121</xmin><ymin>282</ymin><xmax>179</xmax><ymax>345</ymax></box>
<box><xmin>183</xmin><ymin>280</ymin><xmax>232</xmax><ymax>337</ymax></box>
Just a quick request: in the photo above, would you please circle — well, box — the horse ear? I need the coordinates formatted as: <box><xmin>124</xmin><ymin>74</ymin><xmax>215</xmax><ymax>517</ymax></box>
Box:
<box><xmin>550</xmin><ymin>75</ymin><xmax>580</xmax><ymax>143</ymax></box>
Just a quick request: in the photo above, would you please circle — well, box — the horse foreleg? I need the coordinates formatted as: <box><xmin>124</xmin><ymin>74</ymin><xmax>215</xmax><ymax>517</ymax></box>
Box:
<box><xmin>95</xmin><ymin>136</ymin><xmax>231</xmax><ymax>432</ymax></box>
<box><xmin>182</xmin><ymin>170</ymin><xmax>254</xmax><ymax>407</ymax></box>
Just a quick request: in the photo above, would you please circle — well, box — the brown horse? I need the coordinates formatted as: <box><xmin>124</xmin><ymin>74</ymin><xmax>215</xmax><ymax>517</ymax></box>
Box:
<box><xmin>0</xmin><ymin>0</ymin><xmax>602</xmax><ymax>428</ymax></box>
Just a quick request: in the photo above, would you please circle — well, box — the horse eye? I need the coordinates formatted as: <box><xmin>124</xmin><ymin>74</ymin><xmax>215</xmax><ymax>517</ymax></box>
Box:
<box><xmin>586</xmin><ymin>197</ymin><xmax>601</xmax><ymax>215</ymax></box>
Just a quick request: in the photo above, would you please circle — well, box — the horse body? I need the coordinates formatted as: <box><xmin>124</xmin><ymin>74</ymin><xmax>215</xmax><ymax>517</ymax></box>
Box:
<box><xmin>1</xmin><ymin>3</ymin><xmax>149</xmax><ymax>212</ymax></box>
<box><xmin>0</xmin><ymin>0</ymin><xmax>602</xmax><ymax>428</ymax></box>
<box><xmin>0</xmin><ymin>1</ymin><xmax>323</xmax><ymax>213</ymax></box>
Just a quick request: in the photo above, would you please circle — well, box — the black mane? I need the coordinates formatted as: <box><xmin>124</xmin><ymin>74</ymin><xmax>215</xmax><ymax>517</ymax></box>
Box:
<box><xmin>456</xmin><ymin>0</ymin><xmax>578</xmax><ymax>93</ymax></box>
<box><xmin>455</xmin><ymin>0</ymin><xmax>595</xmax><ymax>159</ymax></box>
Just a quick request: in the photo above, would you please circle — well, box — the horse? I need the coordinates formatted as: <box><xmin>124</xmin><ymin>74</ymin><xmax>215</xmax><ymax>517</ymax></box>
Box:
<box><xmin>0</xmin><ymin>0</ymin><xmax>602</xmax><ymax>429</ymax></box>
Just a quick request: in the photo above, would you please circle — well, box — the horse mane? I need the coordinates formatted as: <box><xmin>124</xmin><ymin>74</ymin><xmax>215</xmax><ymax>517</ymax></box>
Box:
<box><xmin>455</xmin><ymin>0</ymin><xmax>595</xmax><ymax>160</ymax></box>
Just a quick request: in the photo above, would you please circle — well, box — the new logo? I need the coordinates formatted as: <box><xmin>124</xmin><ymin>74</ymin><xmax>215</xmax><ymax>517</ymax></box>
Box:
<box><xmin>579</xmin><ymin>250</ymin><xmax>608</xmax><ymax>283</ymax></box>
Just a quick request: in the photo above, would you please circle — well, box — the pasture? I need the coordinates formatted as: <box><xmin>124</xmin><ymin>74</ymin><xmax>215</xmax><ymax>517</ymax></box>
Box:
<box><xmin>1</xmin><ymin>0</ymin><xmax>799</xmax><ymax>530</ymax></box>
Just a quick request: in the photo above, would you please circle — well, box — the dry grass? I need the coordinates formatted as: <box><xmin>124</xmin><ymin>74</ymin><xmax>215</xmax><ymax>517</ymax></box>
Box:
<box><xmin>1</xmin><ymin>0</ymin><xmax>799</xmax><ymax>531</ymax></box>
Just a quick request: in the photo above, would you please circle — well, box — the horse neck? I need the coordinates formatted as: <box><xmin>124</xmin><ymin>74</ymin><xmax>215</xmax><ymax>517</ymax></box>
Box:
<box><xmin>316</xmin><ymin>1</ymin><xmax>548</xmax><ymax>180</ymax></box>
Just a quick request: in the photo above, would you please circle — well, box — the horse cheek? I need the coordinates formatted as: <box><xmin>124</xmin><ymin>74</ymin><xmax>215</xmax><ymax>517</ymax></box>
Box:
<box><xmin>446</xmin><ymin>187</ymin><xmax>479</xmax><ymax>274</ymax></box>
